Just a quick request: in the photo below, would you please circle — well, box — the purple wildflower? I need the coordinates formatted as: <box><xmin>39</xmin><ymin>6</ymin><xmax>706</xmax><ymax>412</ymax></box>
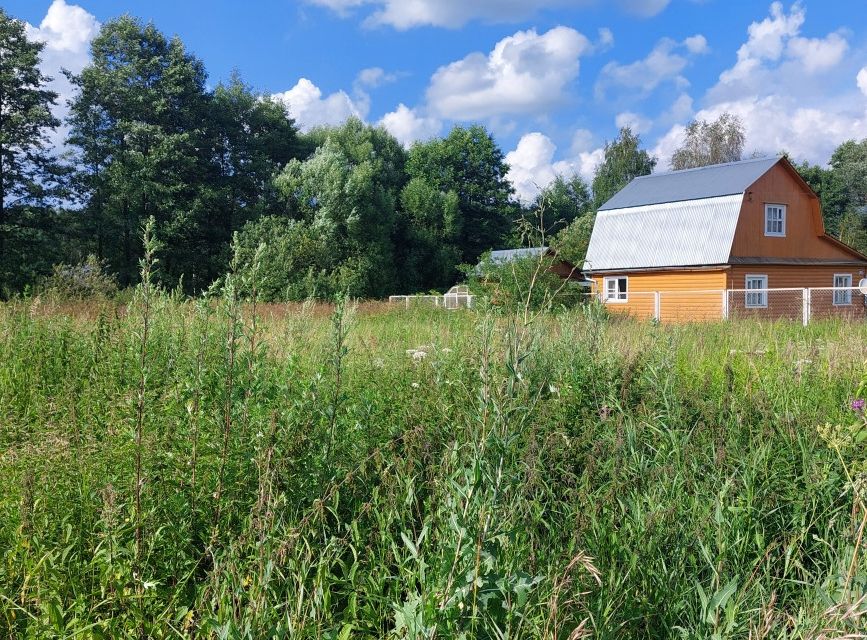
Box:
<box><xmin>853</xmin><ymin>398</ymin><xmax>866</xmax><ymax>413</ymax></box>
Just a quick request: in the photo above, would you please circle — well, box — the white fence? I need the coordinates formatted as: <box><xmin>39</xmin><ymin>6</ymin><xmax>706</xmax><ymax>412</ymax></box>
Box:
<box><xmin>597</xmin><ymin>286</ymin><xmax>867</xmax><ymax>325</ymax></box>
<box><xmin>389</xmin><ymin>293</ymin><xmax>476</xmax><ymax>310</ymax></box>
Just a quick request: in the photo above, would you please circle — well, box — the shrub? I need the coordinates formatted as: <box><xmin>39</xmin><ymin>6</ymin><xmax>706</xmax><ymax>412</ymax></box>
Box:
<box><xmin>40</xmin><ymin>254</ymin><xmax>119</xmax><ymax>300</ymax></box>
<box><xmin>464</xmin><ymin>251</ymin><xmax>587</xmax><ymax>312</ymax></box>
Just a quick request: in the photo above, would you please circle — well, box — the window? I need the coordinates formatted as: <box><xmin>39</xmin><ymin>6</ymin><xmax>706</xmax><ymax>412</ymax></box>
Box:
<box><xmin>745</xmin><ymin>274</ymin><xmax>768</xmax><ymax>308</ymax></box>
<box><xmin>603</xmin><ymin>276</ymin><xmax>628</xmax><ymax>303</ymax></box>
<box><xmin>834</xmin><ymin>273</ymin><xmax>852</xmax><ymax>305</ymax></box>
<box><xmin>764</xmin><ymin>204</ymin><xmax>786</xmax><ymax>237</ymax></box>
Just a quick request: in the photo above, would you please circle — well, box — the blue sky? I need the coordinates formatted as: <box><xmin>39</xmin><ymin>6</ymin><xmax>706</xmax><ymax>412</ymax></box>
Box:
<box><xmin>9</xmin><ymin>0</ymin><xmax>867</xmax><ymax>200</ymax></box>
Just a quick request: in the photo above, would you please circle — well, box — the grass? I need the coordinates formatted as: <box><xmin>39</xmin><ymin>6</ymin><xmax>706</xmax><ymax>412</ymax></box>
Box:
<box><xmin>1</xmin><ymin>285</ymin><xmax>866</xmax><ymax>638</ymax></box>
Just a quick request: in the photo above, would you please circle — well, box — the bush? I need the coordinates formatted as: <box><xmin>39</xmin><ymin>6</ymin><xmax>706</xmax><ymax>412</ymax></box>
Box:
<box><xmin>464</xmin><ymin>251</ymin><xmax>587</xmax><ymax>312</ymax></box>
<box><xmin>39</xmin><ymin>255</ymin><xmax>119</xmax><ymax>300</ymax></box>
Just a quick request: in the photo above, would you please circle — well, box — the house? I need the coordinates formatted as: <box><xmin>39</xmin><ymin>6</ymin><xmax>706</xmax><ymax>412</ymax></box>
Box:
<box><xmin>583</xmin><ymin>156</ymin><xmax>867</xmax><ymax>322</ymax></box>
<box><xmin>481</xmin><ymin>247</ymin><xmax>591</xmax><ymax>284</ymax></box>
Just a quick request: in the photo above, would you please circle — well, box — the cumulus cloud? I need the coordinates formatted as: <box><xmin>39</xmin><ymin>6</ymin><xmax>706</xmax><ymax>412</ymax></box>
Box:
<box><xmin>272</xmin><ymin>78</ymin><xmax>369</xmax><ymax>131</ymax></box>
<box><xmin>427</xmin><ymin>27</ymin><xmax>591</xmax><ymax>120</ymax></box>
<box><xmin>596</xmin><ymin>35</ymin><xmax>706</xmax><ymax>99</ymax></box>
<box><xmin>307</xmin><ymin>0</ymin><xmax>666</xmax><ymax>29</ymax></box>
<box><xmin>615</xmin><ymin>111</ymin><xmax>652</xmax><ymax>134</ymax></box>
<box><xmin>786</xmin><ymin>32</ymin><xmax>848</xmax><ymax>74</ymax></box>
<box><xmin>356</xmin><ymin>67</ymin><xmax>398</xmax><ymax>88</ymax></box>
<box><xmin>25</xmin><ymin>0</ymin><xmax>100</xmax><ymax>146</ymax></box>
<box><xmin>506</xmin><ymin>132</ymin><xmax>603</xmax><ymax>203</ymax></box>
<box><xmin>651</xmin><ymin>3</ymin><xmax>866</xmax><ymax>169</ymax></box>
<box><xmin>379</xmin><ymin>104</ymin><xmax>442</xmax><ymax>146</ymax></box>
<box><xmin>714</xmin><ymin>2</ymin><xmax>849</xmax><ymax>100</ymax></box>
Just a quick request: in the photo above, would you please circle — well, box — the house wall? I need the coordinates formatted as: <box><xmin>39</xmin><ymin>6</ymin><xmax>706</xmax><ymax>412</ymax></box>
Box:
<box><xmin>592</xmin><ymin>269</ymin><xmax>727</xmax><ymax>322</ymax></box>
<box><xmin>727</xmin><ymin>264</ymin><xmax>867</xmax><ymax>320</ymax></box>
<box><xmin>730</xmin><ymin>162</ymin><xmax>855</xmax><ymax>260</ymax></box>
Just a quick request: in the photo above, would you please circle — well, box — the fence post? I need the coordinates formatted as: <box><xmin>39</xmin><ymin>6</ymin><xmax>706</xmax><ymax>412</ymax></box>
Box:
<box><xmin>802</xmin><ymin>288</ymin><xmax>811</xmax><ymax>326</ymax></box>
<box><xmin>654</xmin><ymin>292</ymin><xmax>661</xmax><ymax>321</ymax></box>
<box><xmin>721</xmin><ymin>290</ymin><xmax>729</xmax><ymax>320</ymax></box>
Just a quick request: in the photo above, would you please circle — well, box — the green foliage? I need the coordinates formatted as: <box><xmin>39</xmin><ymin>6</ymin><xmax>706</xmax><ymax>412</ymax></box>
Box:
<box><xmin>407</xmin><ymin>125</ymin><xmax>515</xmax><ymax>264</ymax></box>
<box><xmin>396</xmin><ymin>177</ymin><xmax>462</xmax><ymax>292</ymax></box>
<box><xmin>0</xmin><ymin>9</ymin><xmax>62</xmax><ymax>295</ymax></box>
<box><xmin>66</xmin><ymin>17</ymin><xmax>301</xmax><ymax>291</ymax></box>
<box><xmin>796</xmin><ymin>140</ymin><xmax>867</xmax><ymax>251</ymax></box>
<box><xmin>234</xmin><ymin>215</ymin><xmax>337</xmax><ymax>301</ymax></box>
<box><xmin>795</xmin><ymin>159</ymin><xmax>850</xmax><ymax>236</ymax></box>
<box><xmin>591</xmin><ymin>126</ymin><xmax>656</xmax><ymax>210</ymax></box>
<box><xmin>274</xmin><ymin>119</ymin><xmax>405</xmax><ymax>298</ymax></box>
<box><xmin>552</xmin><ymin>213</ymin><xmax>595</xmax><ymax>268</ymax></box>
<box><xmin>670</xmin><ymin>112</ymin><xmax>745</xmax><ymax>170</ymax></box>
<box><xmin>39</xmin><ymin>254</ymin><xmax>119</xmax><ymax>300</ymax></box>
<box><xmin>1</xmin><ymin>297</ymin><xmax>866</xmax><ymax>637</ymax></box>
<box><xmin>466</xmin><ymin>252</ymin><xmax>585</xmax><ymax>311</ymax></box>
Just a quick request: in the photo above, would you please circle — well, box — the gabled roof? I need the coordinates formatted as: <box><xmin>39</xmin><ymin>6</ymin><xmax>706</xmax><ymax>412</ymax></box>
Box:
<box><xmin>598</xmin><ymin>156</ymin><xmax>781</xmax><ymax>211</ymax></box>
<box><xmin>584</xmin><ymin>195</ymin><xmax>743</xmax><ymax>271</ymax></box>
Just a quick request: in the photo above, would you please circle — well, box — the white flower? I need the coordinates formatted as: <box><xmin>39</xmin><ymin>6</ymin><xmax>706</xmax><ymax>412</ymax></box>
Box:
<box><xmin>411</xmin><ymin>382</ymin><xmax>420</xmax><ymax>389</ymax></box>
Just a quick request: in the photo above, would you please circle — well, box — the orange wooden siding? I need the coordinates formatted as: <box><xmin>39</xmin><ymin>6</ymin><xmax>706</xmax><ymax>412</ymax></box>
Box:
<box><xmin>730</xmin><ymin>162</ymin><xmax>855</xmax><ymax>261</ymax></box>
<box><xmin>727</xmin><ymin>265</ymin><xmax>867</xmax><ymax>320</ymax></box>
<box><xmin>593</xmin><ymin>270</ymin><xmax>727</xmax><ymax>322</ymax></box>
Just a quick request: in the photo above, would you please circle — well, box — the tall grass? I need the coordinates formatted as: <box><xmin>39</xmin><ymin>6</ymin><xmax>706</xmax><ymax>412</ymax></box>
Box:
<box><xmin>0</xmin><ymin>286</ymin><xmax>865</xmax><ymax>637</ymax></box>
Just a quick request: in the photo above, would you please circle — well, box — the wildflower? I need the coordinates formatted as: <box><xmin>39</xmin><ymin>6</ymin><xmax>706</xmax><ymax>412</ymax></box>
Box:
<box><xmin>852</xmin><ymin>398</ymin><xmax>865</xmax><ymax>413</ymax></box>
<box><xmin>411</xmin><ymin>382</ymin><xmax>420</xmax><ymax>389</ymax></box>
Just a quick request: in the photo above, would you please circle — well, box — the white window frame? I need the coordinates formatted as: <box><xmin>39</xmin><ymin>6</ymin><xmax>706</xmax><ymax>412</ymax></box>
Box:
<box><xmin>745</xmin><ymin>274</ymin><xmax>768</xmax><ymax>308</ymax></box>
<box><xmin>833</xmin><ymin>273</ymin><xmax>852</xmax><ymax>306</ymax></box>
<box><xmin>764</xmin><ymin>204</ymin><xmax>786</xmax><ymax>237</ymax></box>
<box><xmin>603</xmin><ymin>276</ymin><xmax>628</xmax><ymax>303</ymax></box>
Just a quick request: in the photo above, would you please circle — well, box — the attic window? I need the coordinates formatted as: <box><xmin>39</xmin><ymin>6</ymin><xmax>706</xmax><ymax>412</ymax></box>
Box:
<box><xmin>603</xmin><ymin>276</ymin><xmax>628</xmax><ymax>303</ymax></box>
<box><xmin>764</xmin><ymin>204</ymin><xmax>786</xmax><ymax>237</ymax></box>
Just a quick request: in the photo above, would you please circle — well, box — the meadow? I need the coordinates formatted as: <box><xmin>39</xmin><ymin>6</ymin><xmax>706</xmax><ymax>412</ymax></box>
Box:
<box><xmin>1</xmin><ymin>279</ymin><xmax>867</xmax><ymax>638</ymax></box>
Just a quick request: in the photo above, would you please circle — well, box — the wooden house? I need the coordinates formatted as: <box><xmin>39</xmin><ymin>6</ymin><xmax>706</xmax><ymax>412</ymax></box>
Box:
<box><xmin>583</xmin><ymin>156</ymin><xmax>867</xmax><ymax>322</ymax></box>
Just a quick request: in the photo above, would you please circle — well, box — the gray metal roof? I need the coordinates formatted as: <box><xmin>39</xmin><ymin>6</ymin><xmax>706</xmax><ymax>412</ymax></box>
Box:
<box><xmin>584</xmin><ymin>195</ymin><xmax>743</xmax><ymax>271</ymax></box>
<box><xmin>598</xmin><ymin>156</ymin><xmax>781</xmax><ymax>211</ymax></box>
<box><xmin>488</xmin><ymin>247</ymin><xmax>548</xmax><ymax>263</ymax></box>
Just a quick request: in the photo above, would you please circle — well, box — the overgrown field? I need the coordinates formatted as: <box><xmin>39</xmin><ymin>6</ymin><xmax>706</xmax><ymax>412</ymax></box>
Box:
<box><xmin>1</xmin><ymin>292</ymin><xmax>866</xmax><ymax>638</ymax></box>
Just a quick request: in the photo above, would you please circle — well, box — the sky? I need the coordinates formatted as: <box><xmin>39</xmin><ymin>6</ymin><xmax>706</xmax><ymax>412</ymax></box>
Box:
<box><xmin>7</xmin><ymin>0</ymin><xmax>867</xmax><ymax>202</ymax></box>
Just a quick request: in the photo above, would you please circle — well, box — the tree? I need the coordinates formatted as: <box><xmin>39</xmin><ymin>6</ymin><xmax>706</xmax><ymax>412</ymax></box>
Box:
<box><xmin>406</xmin><ymin>125</ymin><xmax>514</xmax><ymax>264</ymax></box>
<box><xmin>591</xmin><ymin>127</ymin><xmax>656</xmax><ymax>210</ymax></box>
<box><xmin>552</xmin><ymin>213</ymin><xmax>595</xmax><ymax>268</ymax></box>
<box><xmin>396</xmin><ymin>177</ymin><xmax>462</xmax><ymax>292</ymax></box>
<box><xmin>0</xmin><ymin>9</ymin><xmax>61</xmax><ymax>292</ymax></box>
<box><xmin>794</xmin><ymin>160</ymin><xmax>848</xmax><ymax>236</ymax></box>
<box><xmin>67</xmin><ymin>16</ymin><xmax>215</xmax><ymax>287</ymax></box>
<box><xmin>532</xmin><ymin>174</ymin><xmax>591</xmax><ymax>236</ymax></box>
<box><xmin>194</xmin><ymin>73</ymin><xmax>301</xmax><ymax>287</ymax></box>
<box><xmin>829</xmin><ymin>139</ymin><xmax>867</xmax><ymax>254</ymax></box>
<box><xmin>273</xmin><ymin>119</ymin><xmax>405</xmax><ymax>298</ymax></box>
<box><xmin>670</xmin><ymin>113</ymin><xmax>745</xmax><ymax>171</ymax></box>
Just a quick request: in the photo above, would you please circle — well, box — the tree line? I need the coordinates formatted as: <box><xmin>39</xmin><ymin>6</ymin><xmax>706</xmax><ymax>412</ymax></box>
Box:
<box><xmin>2</xmin><ymin>9</ymin><xmax>866</xmax><ymax>300</ymax></box>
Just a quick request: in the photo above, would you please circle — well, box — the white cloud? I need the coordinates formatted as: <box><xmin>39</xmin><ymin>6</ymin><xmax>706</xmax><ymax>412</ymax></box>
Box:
<box><xmin>356</xmin><ymin>67</ymin><xmax>398</xmax><ymax>88</ymax></box>
<box><xmin>714</xmin><ymin>2</ymin><xmax>848</xmax><ymax>94</ymax></box>
<box><xmin>379</xmin><ymin>104</ymin><xmax>442</xmax><ymax>146</ymax></box>
<box><xmin>618</xmin><ymin>0</ymin><xmax>670</xmax><ymax>18</ymax></box>
<box><xmin>25</xmin><ymin>0</ymin><xmax>100</xmax><ymax>146</ymax></box>
<box><xmin>272</xmin><ymin>78</ymin><xmax>369</xmax><ymax>131</ymax></box>
<box><xmin>615</xmin><ymin>111</ymin><xmax>652</xmax><ymax>134</ymax></box>
<box><xmin>427</xmin><ymin>27</ymin><xmax>591</xmax><ymax>120</ymax></box>
<box><xmin>596</xmin><ymin>35</ymin><xmax>705</xmax><ymax>98</ymax></box>
<box><xmin>684</xmin><ymin>35</ymin><xmax>709</xmax><ymax>55</ymax></box>
<box><xmin>307</xmin><ymin>0</ymin><xmax>665</xmax><ymax>30</ymax></box>
<box><xmin>786</xmin><ymin>32</ymin><xmax>848</xmax><ymax>74</ymax></box>
<box><xmin>506</xmin><ymin>132</ymin><xmax>603</xmax><ymax>203</ymax></box>
<box><xmin>650</xmin><ymin>2</ymin><xmax>866</xmax><ymax>169</ymax></box>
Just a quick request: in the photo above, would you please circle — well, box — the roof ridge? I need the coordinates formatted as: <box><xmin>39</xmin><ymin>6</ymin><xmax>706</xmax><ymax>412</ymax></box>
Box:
<box><xmin>634</xmin><ymin>155</ymin><xmax>781</xmax><ymax>180</ymax></box>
